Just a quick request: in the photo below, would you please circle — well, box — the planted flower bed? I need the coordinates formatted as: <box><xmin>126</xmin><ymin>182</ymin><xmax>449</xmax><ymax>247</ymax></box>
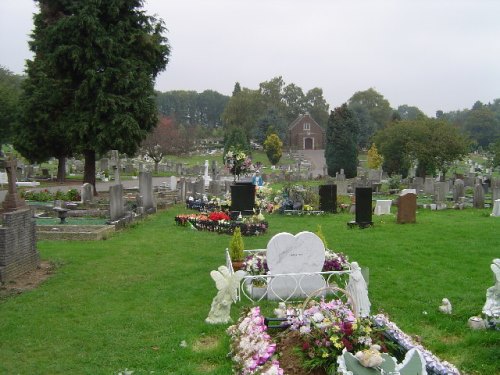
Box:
<box><xmin>228</xmin><ymin>300</ymin><xmax>461</xmax><ymax>375</ymax></box>
<box><xmin>175</xmin><ymin>212</ymin><xmax>268</xmax><ymax>236</ymax></box>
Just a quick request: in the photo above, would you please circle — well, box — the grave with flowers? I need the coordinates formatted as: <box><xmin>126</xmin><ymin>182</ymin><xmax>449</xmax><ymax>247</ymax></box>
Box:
<box><xmin>174</xmin><ymin>210</ymin><xmax>268</xmax><ymax>236</ymax></box>
<box><xmin>224</xmin><ymin>231</ymin><xmax>461</xmax><ymax>374</ymax></box>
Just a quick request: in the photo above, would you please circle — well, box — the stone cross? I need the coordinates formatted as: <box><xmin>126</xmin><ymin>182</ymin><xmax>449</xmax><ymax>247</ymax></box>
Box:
<box><xmin>1</xmin><ymin>157</ymin><xmax>27</xmax><ymax>212</ymax></box>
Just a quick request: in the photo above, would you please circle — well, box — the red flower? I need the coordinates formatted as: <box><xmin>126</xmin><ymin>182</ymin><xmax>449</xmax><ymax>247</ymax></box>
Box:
<box><xmin>302</xmin><ymin>341</ymin><xmax>310</xmax><ymax>351</ymax></box>
<box><xmin>341</xmin><ymin>337</ymin><xmax>353</xmax><ymax>351</ymax></box>
<box><xmin>341</xmin><ymin>322</ymin><xmax>353</xmax><ymax>336</ymax></box>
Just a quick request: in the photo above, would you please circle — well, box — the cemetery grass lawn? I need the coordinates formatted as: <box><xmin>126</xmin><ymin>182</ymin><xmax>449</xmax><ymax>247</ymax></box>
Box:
<box><xmin>0</xmin><ymin>207</ymin><xmax>498</xmax><ymax>374</ymax></box>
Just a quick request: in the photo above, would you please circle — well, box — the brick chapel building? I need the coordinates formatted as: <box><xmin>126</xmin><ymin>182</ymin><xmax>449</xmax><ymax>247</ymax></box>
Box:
<box><xmin>288</xmin><ymin>113</ymin><xmax>325</xmax><ymax>150</ymax></box>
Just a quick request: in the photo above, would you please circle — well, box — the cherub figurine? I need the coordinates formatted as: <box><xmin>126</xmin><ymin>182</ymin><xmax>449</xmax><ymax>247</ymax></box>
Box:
<box><xmin>206</xmin><ymin>265</ymin><xmax>246</xmax><ymax>324</ymax></box>
<box><xmin>482</xmin><ymin>258</ymin><xmax>500</xmax><ymax>318</ymax></box>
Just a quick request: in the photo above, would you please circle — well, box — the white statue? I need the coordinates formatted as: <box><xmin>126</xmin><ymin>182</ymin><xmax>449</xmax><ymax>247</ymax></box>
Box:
<box><xmin>346</xmin><ymin>262</ymin><xmax>371</xmax><ymax>317</ymax></box>
<box><xmin>439</xmin><ymin>298</ymin><xmax>452</xmax><ymax>314</ymax></box>
<box><xmin>482</xmin><ymin>258</ymin><xmax>500</xmax><ymax>318</ymax></box>
<box><xmin>206</xmin><ymin>265</ymin><xmax>246</xmax><ymax>324</ymax></box>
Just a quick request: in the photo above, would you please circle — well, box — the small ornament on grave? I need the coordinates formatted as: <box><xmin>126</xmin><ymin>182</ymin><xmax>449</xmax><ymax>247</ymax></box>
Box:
<box><xmin>438</xmin><ymin>298</ymin><xmax>452</xmax><ymax>314</ymax></box>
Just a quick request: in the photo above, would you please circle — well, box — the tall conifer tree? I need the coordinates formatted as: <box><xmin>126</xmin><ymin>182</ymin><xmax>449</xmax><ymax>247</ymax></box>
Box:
<box><xmin>17</xmin><ymin>0</ymin><xmax>170</xmax><ymax>190</ymax></box>
<box><xmin>325</xmin><ymin>104</ymin><xmax>359</xmax><ymax>178</ymax></box>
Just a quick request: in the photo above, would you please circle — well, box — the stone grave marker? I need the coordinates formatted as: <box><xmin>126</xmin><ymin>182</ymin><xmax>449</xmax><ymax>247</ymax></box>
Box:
<box><xmin>397</xmin><ymin>192</ymin><xmax>417</xmax><ymax>224</ymax></box>
<box><xmin>81</xmin><ymin>183</ymin><xmax>93</xmax><ymax>204</ymax></box>
<box><xmin>266</xmin><ymin>231</ymin><xmax>326</xmax><ymax>300</ymax></box>
<box><xmin>473</xmin><ymin>183</ymin><xmax>485</xmax><ymax>208</ymax></box>
<box><xmin>109</xmin><ymin>184</ymin><xmax>125</xmax><ymax>221</ymax></box>
<box><xmin>492</xmin><ymin>179</ymin><xmax>500</xmax><ymax>202</ymax></box>
<box><xmin>337</xmin><ymin>180</ymin><xmax>348</xmax><ymax>195</ymax></box>
<box><xmin>319</xmin><ymin>184</ymin><xmax>337</xmax><ymax>213</ymax></box>
<box><xmin>424</xmin><ymin>177</ymin><xmax>434</xmax><ymax>195</ymax></box>
<box><xmin>1</xmin><ymin>157</ymin><xmax>27</xmax><ymax>212</ymax></box>
<box><xmin>230</xmin><ymin>182</ymin><xmax>255</xmax><ymax>213</ymax></box>
<box><xmin>453</xmin><ymin>179</ymin><xmax>465</xmax><ymax>202</ymax></box>
<box><xmin>434</xmin><ymin>181</ymin><xmax>447</xmax><ymax>204</ymax></box>
<box><xmin>411</xmin><ymin>177</ymin><xmax>424</xmax><ymax>194</ymax></box>
<box><xmin>139</xmin><ymin>171</ymin><xmax>155</xmax><ymax>212</ymax></box>
<box><xmin>170</xmin><ymin>175</ymin><xmax>177</xmax><ymax>191</ymax></box>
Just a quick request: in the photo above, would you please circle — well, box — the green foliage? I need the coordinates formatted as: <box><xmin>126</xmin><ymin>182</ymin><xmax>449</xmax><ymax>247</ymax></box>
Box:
<box><xmin>0</xmin><ymin>66</ymin><xmax>23</xmax><ymax>146</ymax></box>
<box><xmin>375</xmin><ymin>118</ymin><xmax>469</xmax><ymax>178</ymax></box>
<box><xmin>229</xmin><ymin>227</ymin><xmax>245</xmax><ymax>261</ymax></box>
<box><xmin>325</xmin><ymin>104</ymin><xmax>359</xmax><ymax>178</ymax></box>
<box><xmin>491</xmin><ymin>139</ymin><xmax>500</xmax><ymax>168</ymax></box>
<box><xmin>348</xmin><ymin>88</ymin><xmax>393</xmax><ymax>148</ymax></box>
<box><xmin>263</xmin><ymin>133</ymin><xmax>283</xmax><ymax>165</ymax></box>
<box><xmin>156</xmin><ymin>90</ymin><xmax>229</xmax><ymax>128</ymax></box>
<box><xmin>17</xmin><ymin>1</ymin><xmax>170</xmax><ymax>185</ymax></box>
<box><xmin>20</xmin><ymin>188</ymin><xmax>81</xmax><ymax>202</ymax></box>
<box><xmin>223</xmin><ymin>127</ymin><xmax>250</xmax><ymax>157</ymax></box>
<box><xmin>367</xmin><ymin>143</ymin><xmax>383</xmax><ymax>169</ymax></box>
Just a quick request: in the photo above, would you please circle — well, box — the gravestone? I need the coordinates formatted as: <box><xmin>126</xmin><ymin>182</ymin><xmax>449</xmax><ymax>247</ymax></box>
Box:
<box><xmin>434</xmin><ymin>182</ymin><xmax>447</xmax><ymax>204</ymax></box>
<box><xmin>178</xmin><ymin>177</ymin><xmax>186</xmax><ymax>201</ymax></box>
<box><xmin>336</xmin><ymin>168</ymin><xmax>346</xmax><ymax>181</ymax></box>
<box><xmin>354</xmin><ymin>187</ymin><xmax>373</xmax><ymax>226</ymax></box>
<box><xmin>230</xmin><ymin>182</ymin><xmax>255</xmax><ymax>213</ymax></box>
<box><xmin>397</xmin><ymin>192</ymin><xmax>417</xmax><ymax>224</ymax></box>
<box><xmin>319</xmin><ymin>184</ymin><xmax>337</xmax><ymax>213</ymax></box>
<box><xmin>109</xmin><ymin>184</ymin><xmax>125</xmax><ymax>221</ymax></box>
<box><xmin>81</xmin><ymin>183</ymin><xmax>93</xmax><ymax>204</ymax></box>
<box><xmin>170</xmin><ymin>175</ymin><xmax>177</xmax><ymax>191</ymax></box>
<box><xmin>453</xmin><ymin>179</ymin><xmax>465</xmax><ymax>202</ymax></box>
<box><xmin>266</xmin><ymin>231</ymin><xmax>326</xmax><ymax>300</ymax></box>
<box><xmin>194</xmin><ymin>177</ymin><xmax>205</xmax><ymax>198</ymax></box>
<box><xmin>100</xmin><ymin>158</ymin><xmax>109</xmax><ymax>171</ymax></box>
<box><xmin>208</xmin><ymin>180</ymin><xmax>221</xmax><ymax>196</ymax></box>
<box><xmin>411</xmin><ymin>177</ymin><xmax>424</xmax><ymax>194</ymax></box>
<box><xmin>203</xmin><ymin>160</ymin><xmax>212</xmax><ymax>187</ymax></box>
<box><xmin>424</xmin><ymin>177</ymin><xmax>434</xmax><ymax>195</ymax></box>
<box><xmin>492</xmin><ymin>179</ymin><xmax>500</xmax><ymax>202</ymax></box>
<box><xmin>139</xmin><ymin>171</ymin><xmax>155</xmax><ymax>213</ymax></box>
<box><xmin>473</xmin><ymin>183</ymin><xmax>485</xmax><ymax>209</ymax></box>
<box><xmin>1</xmin><ymin>158</ymin><xmax>27</xmax><ymax>212</ymax></box>
<box><xmin>336</xmin><ymin>180</ymin><xmax>348</xmax><ymax>195</ymax></box>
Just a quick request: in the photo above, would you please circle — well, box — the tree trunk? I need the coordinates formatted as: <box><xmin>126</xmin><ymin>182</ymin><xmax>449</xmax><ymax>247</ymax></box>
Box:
<box><xmin>56</xmin><ymin>156</ymin><xmax>66</xmax><ymax>183</ymax></box>
<box><xmin>83</xmin><ymin>149</ymin><xmax>97</xmax><ymax>196</ymax></box>
<box><xmin>154</xmin><ymin>161</ymin><xmax>159</xmax><ymax>174</ymax></box>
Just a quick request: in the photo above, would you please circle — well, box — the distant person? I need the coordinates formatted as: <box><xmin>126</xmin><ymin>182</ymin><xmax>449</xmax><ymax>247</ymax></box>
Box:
<box><xmin>252</xmin><ymin>170</ymin><xmax>264</xmax><ymax>187</ymax></box>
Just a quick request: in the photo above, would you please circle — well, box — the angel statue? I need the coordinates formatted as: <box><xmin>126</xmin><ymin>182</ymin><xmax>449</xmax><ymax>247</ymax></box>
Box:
<box><xmin>206</xmin><ymin>265</ymin><xmax>246</xmax><ymax>324</ymax></box>
<box><xmin>346</xmin><ymin>262</ymin><xmax>371</xmax><ymax>318</ymax></box>
<box><xmin>482</xmin><ymin>258</ymin><xmax>500</xmax><ymax>319</ymax></box>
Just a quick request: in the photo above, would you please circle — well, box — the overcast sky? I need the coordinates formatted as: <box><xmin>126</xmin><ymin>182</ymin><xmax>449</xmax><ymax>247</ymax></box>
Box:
<box><xmin>1</xmin><ymin>0</ymin><xmax>499</xmax><ymax>116</ymax></box>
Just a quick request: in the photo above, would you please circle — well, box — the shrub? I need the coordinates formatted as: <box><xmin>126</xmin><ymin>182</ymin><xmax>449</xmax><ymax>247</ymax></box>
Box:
<box><xmin>229</xmin><ymin>227</ymin><xmax>245</xmax><ymax>261</ymax></box>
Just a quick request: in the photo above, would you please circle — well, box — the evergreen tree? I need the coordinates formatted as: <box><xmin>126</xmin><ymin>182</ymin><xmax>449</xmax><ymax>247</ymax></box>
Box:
<box><xmin>325</xmin><ymin>104</ymin><xmax>359</xmax><ymax>178</ymax></box>
<box><xmin>263</xmin><ymin>133</ymin><xmax>283</xmax><ymax>165</ymax></box>
<box><xmin>17</xmin><ymin>0</ymin><xmax>170</xmax><ymax>191</ymax></box>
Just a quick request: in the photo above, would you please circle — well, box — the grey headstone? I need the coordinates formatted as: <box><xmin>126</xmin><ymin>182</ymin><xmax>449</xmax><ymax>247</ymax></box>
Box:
<box><xmin>473</xmin><ymin>183</ymin><xmax>485</xmax><ymax>208</ymax></box>
<box><xmin>424</xmin><ymin>177</ymin><xmax>434</xmax><ymax>195</ymax></box>
<box><xmin>139</xmin><ymin>171</ymin><xmax>155</xmax><ymax>211</ymax></box>
<box><xmin>81</xmin><ymin>183</ymin><xmax>93</xmax><ymax>204</ymax></box>
<box><xmin>109</xmin><ymin>184</ymin><xmax>125</xmax><ymax>221</ymax></box>
<box><xmin>170</xmin><ymin>176</ymin><xmax>177</xmax><ymax>190</ymax></box>
<box><xmin>453</xmin><ymin>179</ymin><xmax>465</xmax><ymax>202</ymax></box>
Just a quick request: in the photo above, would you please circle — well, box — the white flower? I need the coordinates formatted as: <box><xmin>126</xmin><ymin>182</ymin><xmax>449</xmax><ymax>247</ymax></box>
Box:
<box><xmin>312</xmin><ymin>312</ymin><xmax>324</xmax><ymax>322</ymax></box>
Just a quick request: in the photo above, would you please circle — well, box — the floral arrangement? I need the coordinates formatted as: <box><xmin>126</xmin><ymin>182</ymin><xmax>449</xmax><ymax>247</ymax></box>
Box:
<box><xmin>224</xmin><ymin>148</ymin><xmax>253</xmax><ymax>180</ymax></box>
<box><xmin>323</xmin><ymin>251</ymin><xmax>350</xmax><ymax>272</ymax></box>
<box><xmin>227</xmin><ymin>307</ymin><xmax>284</xmax><ymax>374</ymax></box>
<box><xmin>174</xmin><ymin>212</ymin><xmax>268</xmax><ymax>236</ymax></box>
<box><xmin>285</xmin><ymin>298</ymin><xmax>375</xmax><ymax>373</ymax></box>
<box><xmin>372</xmin><ymin>314</ymin><xmax>461</xmax><ymax>375</ymax></box>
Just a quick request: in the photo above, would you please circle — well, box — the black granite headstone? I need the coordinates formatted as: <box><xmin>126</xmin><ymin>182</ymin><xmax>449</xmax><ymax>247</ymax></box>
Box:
<box><xmin>355</xmin><ymin>187</ymin><xmax>373</xmax><ymax>225</ymax></box>
<box><xmin>319</xmin><ymin>184</ymin><xmax>337</xmax><ymax>213</ymax></box>
<box><xmin>230</xmin><ymin>182</ymin><xmax>255</xmax><ymax>213</ymax></box>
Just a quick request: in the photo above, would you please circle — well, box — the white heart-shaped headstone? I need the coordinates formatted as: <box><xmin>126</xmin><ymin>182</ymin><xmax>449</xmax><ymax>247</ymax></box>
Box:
<box><xmin>267</xmin><ymin>231</ymin><xmax>325</xmax><ymax>274</ymax></box>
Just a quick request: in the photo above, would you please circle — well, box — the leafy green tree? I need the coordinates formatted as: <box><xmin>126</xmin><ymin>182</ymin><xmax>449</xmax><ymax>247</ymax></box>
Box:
<box><xmin>255</xmin><ymin>108</ymin><xmax>288</xmax><ymax>145</ymax></box>
<box><xmin>396</xmin><ymin>104</ymin><xmax>427</xmax><ymax>120</ymax></box>
<box><xmin>348</xmin><ymin>88</ymin><xmax>392</xmax><ymax>148</ymax></box>
<box><xmin>491</xmin><ymin>139</ymin><xmax>500</xmax><ymax>169</ymax></box>
<box><xmin>223</xmin><ymin>126</ymin><xmax>250</xmax><ymax>157</ymax></box>
<box><xmin>0</xmin><ymin>67</ymin><xmax>23</xmax><ymax>147</ymax></box>
<box><xmin>222</xmin><ymin>88</ymin><xmax>263</xmax><ymax>141</ymax></box>
<box><xmin>375</xmin><ymin>119</ymin><xmax>469</xmax><ymax>179</ymax></box>
<box><xmin>325</xmin><ymin>104</ymin><xmax>359</xmax><ymax>178</ymax></box>
<box><xmin>263</xmin><ymin>133</ymin><xmax>283</xmax><ymax>165</ymax></box>
<box><xmin>463</xmin><ymin>107</ymin><xmax>499</xmax><ymax>148</ymax></box>
<box><xmin>304</xmin><ymin>87</ymin><xmax>329</xmax><ymax>128</ymax></box>
<box><xmin>18</xmin><ymin>0</ymin><xmax>170</xmax><ymax>190</ymax></box>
